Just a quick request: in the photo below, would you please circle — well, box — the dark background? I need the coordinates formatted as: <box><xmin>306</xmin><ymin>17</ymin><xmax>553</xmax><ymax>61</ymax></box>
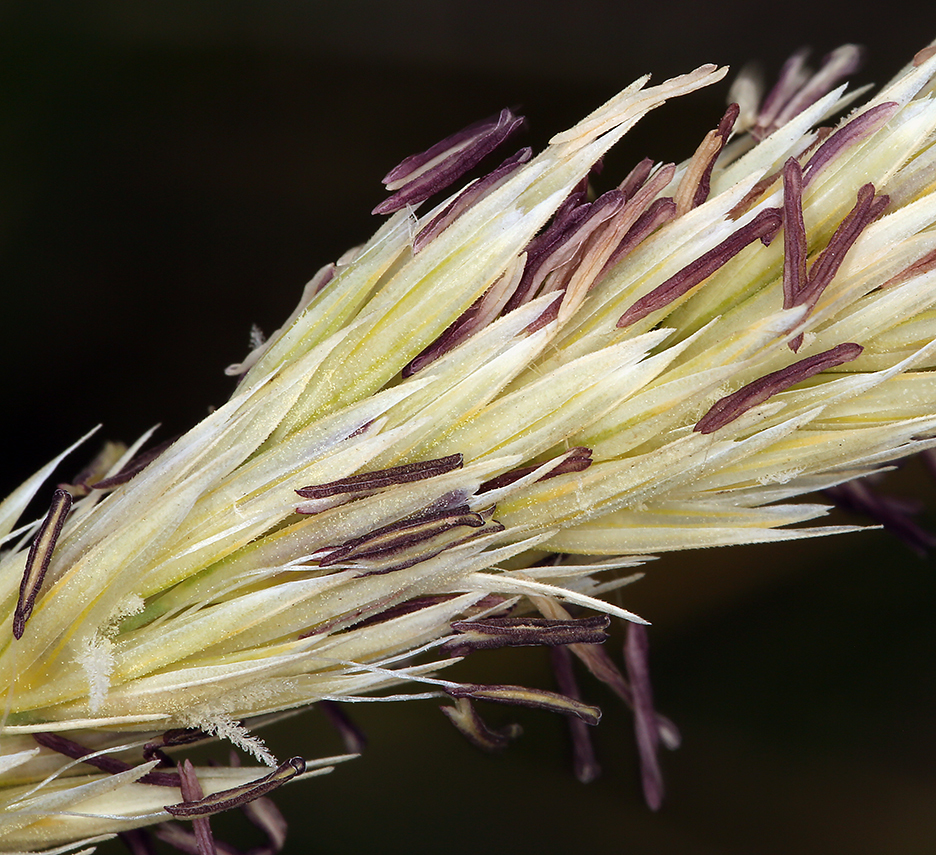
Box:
<box><xmin>2</xmin><ymin>3</ymin><xmax>936</xmax><ymax>853</ymax></box>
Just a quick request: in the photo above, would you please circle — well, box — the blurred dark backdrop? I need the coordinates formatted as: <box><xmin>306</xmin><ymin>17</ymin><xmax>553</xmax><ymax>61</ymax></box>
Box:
<box><xmin>2</xmin><ymin>3</ymin><xmax>936</xmax><ymax>853</ymax></box>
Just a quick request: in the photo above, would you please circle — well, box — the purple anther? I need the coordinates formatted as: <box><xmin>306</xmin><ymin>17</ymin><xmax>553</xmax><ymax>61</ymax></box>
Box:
<box><xmin>479</xmin><ymin>447</ymin><xmax>593</xmax><ymax>493</ymax></box>
<box><xmin>782</xmin><ymin>157</ymin><xmax>808</xmax><ymax>311</ymax></box>
<box><xmin>90</xmin><ymin>438</ymin><xmax>176</xmax><ymax>491</ymax></box>
<box><xmin>881</xmin><ymin>247</ymin><xmax>936</xmax><ymax>290</ymax></box>
<box><xmin>178</xmin><ymin>760</ymin><xmax>216</xmax><ymax>855</ymax></box>
<box><xmin>296</xmin><ymin>454</ymin><xmax>463</xmax><ymax>500</ymax></box>
<box><xmin>802</xmin><ymin>103</ymin><xmax>899</xmax><ymax>187</ymax></box>
<box><xmin>317</xmin><ymin>505</ymin><xmax>484</xmax><ymax>567</ymax></box>
<box><xmin>692</xmin><ymin>103</ymin><xmax>740</xmax><ymax>209</ymax></box>
<box><xmin>448</xmin><ymin>682</ymin><xmax>602</xmax><ymax>725</ymax></box>
<box><xmin>412</xmin><ymin>148</ymin><xmax>532</xmax><ymax>252</ymax></box>
<box><xmin>402</xmin><ymin>299</ymin><xmax>482</xmax><ymax>377</ymax></box>
<box><xmin>694</xmin><ymin>342</ymin><xmax>863</xmax><ymax>434</ymax></box>
<box><xmin>605</xmin><ymin>197</ymin><xmax>677</xmax><ymax>271</ymax></box>
<box><xmin>14</xmin><ymin>489</ymin><xmax>72</xmax><ymax>640</ymax></box>
<box><xmin>373</xmin><ymin>108</ymin><xmax>526</xmax><ymax>214</ymax></box>
<box><xmin>624</xmin><ymin>624</ymin><xmax>664</xmax><ymax>811</ymax></box>
<box><xmin>617</xmin><ymin>208</ymin><xmax>782</xmax><ymax>328</ymax></box>
<box><xmin>442</xmin><ymin>614</ymin><xmax>609</xmax><ymax>656</ymax></box>
<box><xmin>503</xmin><ymin>189</ymin><xmax>625</xmax><ymax>315</ymax></box>
<box><xmin>550</xmin><ymin>646</ymin><xmax>601</xmax><ymax>783</ymax></box>
<box><xmin>756</xmin><ymin>48</ymin><xmax>812</xmax><ymax>137</ymax></box>
<box><xmin>772</xmin><ymin>45</ymin><xmax>865</xmax><ymax>130</ymax></box>
<box><xmin>164</xmin><ymin>758</ymin><xmax>306</xmax><ymax>818</ymax></box>
<box><xmin>618</xmin><ymin>157</ymin><xmax>655</xmax><ymax>199</ymax></box>
<box><xmin>33</xmin><ymin>731</ymin><xmax>181</xmax><ymax>788</ymax></box>
<box><xmin>798</xmin><ymin>184</ymin><xmax>887</xmax><ymax>310</ymax></box>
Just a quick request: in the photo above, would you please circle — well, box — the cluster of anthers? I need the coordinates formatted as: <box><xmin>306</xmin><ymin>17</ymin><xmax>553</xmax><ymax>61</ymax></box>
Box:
<box><xmin>2</xmin><ymin>41</ymin><xmax>936</xmax><ymax>855</ymax></box>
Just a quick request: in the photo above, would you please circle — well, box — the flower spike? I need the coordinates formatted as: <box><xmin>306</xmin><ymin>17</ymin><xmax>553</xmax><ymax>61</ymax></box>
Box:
<box><xmin>4</xmin><ymin>42</ymin><xmax>936</xmax><ymax>853</ymax></box>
